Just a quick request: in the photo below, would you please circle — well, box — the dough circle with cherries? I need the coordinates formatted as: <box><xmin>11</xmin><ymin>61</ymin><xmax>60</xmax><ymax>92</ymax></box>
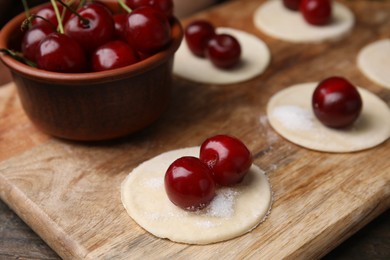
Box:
<box><xmin>121</xmin><ymin>147</ymin><xmax>272</xmax><ymax>244</ymax></box>
<box><xmin>357</xmin><ymin>39</ymin><xmax>390</xmax><ymax>89</ymax></box>
<box><xmin>253</xmin><ymin>0</ymin><xmax>354</xmax><ymax>42</ymax></box>
<box><xmin>267</xmin><ymin>83</ymin><xmax>390</xmax><ymax>153</ymax></box>
<box><xmin>173</xmin><ymin>27</ymin><xmax>270</xmax><ymax>84</ymax></box>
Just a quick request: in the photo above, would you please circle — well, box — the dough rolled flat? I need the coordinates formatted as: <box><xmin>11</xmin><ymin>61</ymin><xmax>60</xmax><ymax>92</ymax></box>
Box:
<box><xmin>267</xmin><ymin>83</ymin><xmax>390</xmax><ymax>152</ymax></box>
<box><xmin>174</xmin><ymin>28</ymin><xmax>270</xmax><ymax>85</ymax></box>
<box><xmin>121</xmin><ymin>147</ymin><xmax>272</xmax><ymax>244</ymax></box>
<box><xmin>253</xmin><ymin>0</ymin><xmax>354</xmax><ymax>43</ymax></box>
<box><xmin>357</xmin><ymin>39</ymin><xmax>390</xmax><ymax>89</ymax></box>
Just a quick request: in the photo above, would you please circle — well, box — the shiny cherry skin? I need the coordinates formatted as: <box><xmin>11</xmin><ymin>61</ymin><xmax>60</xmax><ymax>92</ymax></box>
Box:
<box><xmin>125</xmin><ymin>6</ymin><xmax>171</xmax><ymax>55</ymax></box>
<box><xmin>91</xmin><ymin>40</ymin><xmax>139</xmax><ymax>71</ymax></box>
<box><xmin>184</xmin><ymin>20</ymin><xmax>215</xmax><ymax>57</ymax></box>
<box><xmin>200</xmin><ymin>135</ymin><xmax>252</xmax><ymax>186</ymax></box>
<box><xmin>165</xmin><ymin>156</ymin><xmax>216</xmax><ymax>211</ymax></box>
<box><xmin>206</xmin><ymin>34</ymin><xmax>241</xmax><ymax>69</ymax></box>
<box><xmin>283</xmin><ymin>0</ymin><xmax>301</xmax><ymax>11</ymax></box>
<box><xmin>21</xmin><ymin>23</ymin><xmax>55</xmax><ymax>62</ymax></box>
<box><xmin>126</xmin><ymin>0</ymin><xmax>174</xmax><ymax>19</ymax></box>
<box><xmin>64</xmin><ymin>3</ymin><xmax>115</xmax><ymax>53</ymax></box>
<box><xmin>300</xmin><ymin>0</ymin><xmax>332</xmax><ymax>26</ymax></box>
<box><xmin>36</xmin><ymin>32</ymin><xmax>87</xmax><ymax>73</ymax></box>
<box><xmin>31</xmin><ymin>3</ymin><xmax>71</xmax><ymax>27</ymax></box>
<box><xmin>312</xmin><ymin>77</ymin><xmax>363</xmax><ymax>128</ymax></box>
<box><xmin>113</xmin><ymin>13</ymin><xmax>128</xmax><ymax>40</ymax></box>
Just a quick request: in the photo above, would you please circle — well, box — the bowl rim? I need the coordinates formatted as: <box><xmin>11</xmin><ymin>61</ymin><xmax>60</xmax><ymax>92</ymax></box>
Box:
<box><xmin>0</xmin><ymin>3</ymin><xmax>183</xmax><ymax>84</ymax></box>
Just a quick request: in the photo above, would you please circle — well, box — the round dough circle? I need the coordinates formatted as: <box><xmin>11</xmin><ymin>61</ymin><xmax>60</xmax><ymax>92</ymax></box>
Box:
<box><xmin>357</xmin><ymin>39</ymin><xmax>390</xmax><ymax>89</ymax></box>
<box><xmin>121</xmin><ymin>147</ymin><xmax>272</xmax><ymax>244</ymax></box>
<box><xmin>267</xmin><ymin>83</ymin><xmax>390</xmax><ymax>152</ymax></box>
<box><xmin>173</xmin><ymin>27</ymin><xmax>271</xmax><ymax>85</ymax></box>
<box><xmin>253</xmin><ymin>0</ymin><xmax>354</xmax><ymax>43</ymax></box>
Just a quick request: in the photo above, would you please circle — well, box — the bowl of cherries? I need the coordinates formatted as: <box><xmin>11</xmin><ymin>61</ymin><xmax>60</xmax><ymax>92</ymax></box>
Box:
<box><xmin>0</xmin><ymin>0</ymin><xmax>183</xmax><ymax>141</ymax></box>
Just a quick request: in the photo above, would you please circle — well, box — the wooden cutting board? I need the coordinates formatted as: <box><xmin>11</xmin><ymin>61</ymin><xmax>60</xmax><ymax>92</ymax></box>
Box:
<box><xmin>1</xmin><ymin>0</ymin><xmax>389</xmax><ymax>259</ymax></box>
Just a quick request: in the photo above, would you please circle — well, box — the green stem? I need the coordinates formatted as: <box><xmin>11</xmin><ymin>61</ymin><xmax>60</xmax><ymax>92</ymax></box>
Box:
<box><xmin>51</xmin><ymin>0</ymin><xmax>64</xmax><ymax>33</ymax></box>
<box><xmin>21</xmin><ymin>0</ymin><xmax>31</xmax><ymax>28</ymax></box>
<box><xmin>0</xmin><ymin>48</ymin><xmax>37</xmax><ymax>68</ymax></box>
<box><xmin>22</xmin><ymin>15</ymin><xmax>58</xmax><ymax>31</ymax></box>
<box><xmin>56</xmin><ymin>0</ymin><xmax>90</xmax><ymax>27</ymax></box>
<box><xmin>117</xmin><ymin>0</ymin><xmax>132</xmax><ymax>13</ymax></box>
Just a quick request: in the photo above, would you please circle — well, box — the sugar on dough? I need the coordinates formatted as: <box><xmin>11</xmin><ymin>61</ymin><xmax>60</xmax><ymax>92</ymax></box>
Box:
<box><xmin>357</xmin><ymin>39</ymin><xmax>390</xmax><ymax>89</ymax></box>
<box><xmin>173</xmin><ymin>27</ymin><xmax>270</xmax><ymax>85</ymax></box>
<box><xmin>253</xmin><ymin>0</ymin><xmax>354</xmax><ymax>43</ymax></box>
<box><xmin>121</xmin><ymin>147</ymin><xmax>272</xmax><ymax>244</ymax></box>
<box><xmin>267</xmin><ymin>83</ymin><xmax>390</xmax><ymax>153</ymax></box>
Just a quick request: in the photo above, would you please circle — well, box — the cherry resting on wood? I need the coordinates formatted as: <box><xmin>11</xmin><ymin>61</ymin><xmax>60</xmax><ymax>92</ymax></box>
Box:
<box><xmin>92</xmin><ymin>40</ymin><xmax>139</xmax><ymax>71</ymax></box>
<box><xmin>300</xmin><ymin>0</ymin><xmax>332</xmax><ymax>26</ymax></box>
<box><xmin>283</xmin><ymin>0</ymin><xmax>301</xmax><ymax>11</ymax></box>
<box><xmin>312</xmin><ymin>76</ymin><xmax>363</xmax><ymax>128</ymax></box>
<box><xmin>165</xmin><ymin>156</ymin><xmax>216</xmax><ymax>211</ymax></box>
<box><xmin>184</xmin><ymin>20</ymin><xmax>216</xmax><ymax>57</ymax></box>
<box><xmin>200</xmin><ymin>135</ymin><xmax>252</xmax><ymax>186</ymax></box>
<box><xmin>206</xmin><ymin>34</ymin><xmax>241</xmax><ymax>69</ymax></box>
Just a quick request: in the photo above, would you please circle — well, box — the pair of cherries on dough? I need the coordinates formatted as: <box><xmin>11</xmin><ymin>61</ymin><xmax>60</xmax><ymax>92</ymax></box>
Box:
<box><xmin>164</xmin><ymin>135</ymin><xmax>253</xmax><ymax>211</ymax></box>
<box><xmin>184</xmin><ymin>20</ymin><xmax>242</xmax><ymax>69</ymax></box>
<box><xmin>283</xmin><ymin>0</ymin><xmax>332</xmax><ymax>26</ymax></box>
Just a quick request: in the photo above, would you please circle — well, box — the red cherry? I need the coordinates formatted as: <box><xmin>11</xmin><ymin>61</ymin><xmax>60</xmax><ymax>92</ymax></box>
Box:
<box><xmin>283</xmin><ymin>0</ymin><xmax>302</xmax><ymax>11</ymax></box>
<box><xmin>125</xmin><ymin>6</ymin><xmax>171</xmax><ymax>55</ymax></box>
<box><xmin>113</xmin><ymin>13</ymin><xmax>128</xmax><ymax>40</ymax></box>
<box><xmin>312</xmin><ymin>77</ymin><xmax>363</xmax><ymax>128</ymax></box>
<box><xmin>126</xmin><ymin>0</ymin><xmax>174</xmax><ymax>19</ymax></box>
<box><xmin>36</xmin><ymin>32</ymin><xmax>87</xmax><ymax>73</ymax></box>
<box><xmin>91</xmin><ymin>40</ymin><xmax>139</xmax><ymax>71</ymax></box>
<box><xmin>64</xmin><ymin>3</ymin><xmax>115</xmax><ymax>53</ymax></box>
<box><xmin>21</xmin><ymin>23</ymin><xmax>55</xmax><ymax>62</ymax></box>
<box><xmin>300</xmin><ymin>0</ymin><xmax>332</xmax><ymax>26</ymax></box>
<box><xmin>206</xmin><ymin>34</ymin><xmax>241</xmax><ymax>69</ymax></box>
<box><xmin>184</xmin><ymin>20</ymin><xmax>216</xmax><ymax>57</ymax></box>
<box><xmin>31</xmin><ymin>3</ymin><xmax>71</xmax><ymax>27</ymax></box>
<box><xmin>165</xmin><ymin>156</ymin><xmax>216</xmax><ymax>211</ymax></box>
<box><xmin>200</xmin><ymin>135</ymin><xmax>252</xmax><ymax>186</ymax></box>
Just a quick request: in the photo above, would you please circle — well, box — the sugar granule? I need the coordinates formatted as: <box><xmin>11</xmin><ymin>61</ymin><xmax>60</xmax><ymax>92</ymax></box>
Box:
<box><xmin>272</xmin><ymin>105</ymin><xmax>314</xmax><ymax>131</ymax></box>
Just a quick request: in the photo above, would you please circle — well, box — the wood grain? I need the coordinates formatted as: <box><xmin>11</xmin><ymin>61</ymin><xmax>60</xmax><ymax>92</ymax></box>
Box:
<box><xmin>0</xmin><ymin>0</ymin><xmax>389</xmax><ymax>259</ymax></box>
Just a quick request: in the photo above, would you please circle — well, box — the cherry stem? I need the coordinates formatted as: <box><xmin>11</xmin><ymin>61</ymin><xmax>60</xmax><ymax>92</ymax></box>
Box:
<box><xmin>117</xmin><ymin>0</ymin><xmax>132</xmax><ymax>13</ymax></box>
<box><xmin>0</xmin><ymin>48</ymin><xmax>37</xmax><ymax>68</ymax></box>
<box><xmin>21</xmin><ymin>15</ymin><xmax>58</xmax><ymax>32</ymax></box>
<box><xmin>56</xmin><ymin>0</ymin><xmax>90</xmax><ymax>27</ymax></box>
<box><xmin>50</xmin><ymin>0</ymin><xmax>65</xmax><ymax>33</ymax></box>
<box><xmin>21</xmin><ymin>0</ymin><xmax>31</xmax><ymax>29</ymax></box>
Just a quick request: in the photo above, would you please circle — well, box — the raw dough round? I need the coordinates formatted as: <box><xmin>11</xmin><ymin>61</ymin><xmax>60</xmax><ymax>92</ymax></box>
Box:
<box><xmin>121</xmin><ymin>147</ymin><xmax>272</xmax><ymax>244</ymax></box>
<box><xmin>173</xmin><ymin>27</ymin><xmax>270</xmax><ymax>85</ymax></box>
<box><xmin>357</xmin><ymin>39</ymin><xmax>390</xmax><ymax>89</ymax></box>
<box><xmin>253</xmin><ymin>0</ymin><xmax>354</xmax><ymax>43</ymax></box>
<box><xmin>267</xmin><ymin>83</ymin><xmax>390</xmax><ymax>152</ymax></box>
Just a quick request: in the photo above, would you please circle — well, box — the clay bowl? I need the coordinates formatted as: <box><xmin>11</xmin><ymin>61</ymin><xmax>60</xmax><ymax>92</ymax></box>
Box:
<box><xmin>0</xmin><ymin>3</ymin><xmax>183</xmax><ymax>141</ymax></box>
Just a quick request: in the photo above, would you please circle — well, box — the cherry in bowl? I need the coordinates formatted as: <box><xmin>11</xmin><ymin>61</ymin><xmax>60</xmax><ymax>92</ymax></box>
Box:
<box><xmin>165</xmin><ymin>156</ymin><xmax>216</xmax><ymax>211</ymax></box>
<box><xmin>312</xmin><ymin>76</ymin><xmax>363</xmax><ymax>128</ymax></box>
<box><xmin>200</xmin><ymin>135</ymin><xmax>253</xmax><ymax>186</ymax></box>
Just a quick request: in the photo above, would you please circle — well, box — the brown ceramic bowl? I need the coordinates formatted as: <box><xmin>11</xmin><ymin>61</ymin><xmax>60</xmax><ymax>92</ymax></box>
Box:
<box><xmin>0</xmin><ymin>3</ymin><xmax>183</xmax><ymax>141</ymax></box>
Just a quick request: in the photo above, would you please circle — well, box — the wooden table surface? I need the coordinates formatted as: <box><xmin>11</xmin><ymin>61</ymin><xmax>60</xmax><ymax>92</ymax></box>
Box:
<box><xmin>0</xmin><ymin>0</ymin><xmax>390</xmax><ymax>259</ymax></box>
